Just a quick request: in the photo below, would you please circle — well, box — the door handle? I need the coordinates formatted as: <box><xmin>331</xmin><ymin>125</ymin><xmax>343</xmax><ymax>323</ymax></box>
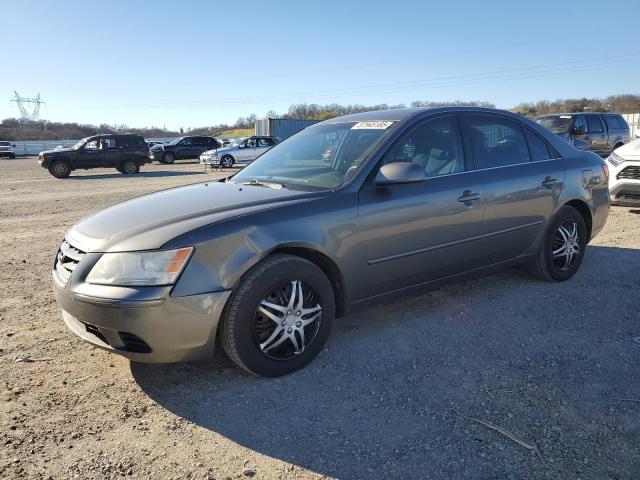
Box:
<box><xmin>600</xmin><ymin>135</ymin><xmax>606</xmax><ymax>139</ymax></box>
<box><xmin>541</xmin><ymin>176</ymin><xmax>557</xmax><ymax>188</ymax></box>
<box><xmin>458</xmin><ymin>190</ymin><xmax>480</xmax><ymax>204</ymax></box>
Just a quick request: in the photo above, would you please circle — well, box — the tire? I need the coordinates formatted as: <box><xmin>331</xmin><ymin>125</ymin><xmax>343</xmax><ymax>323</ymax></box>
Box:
<box><xmin>48</xmin><ymin>160</ymin><xmax>71</xmax><ymax>179</ymax></box>
<box><xmin>220</xmin><ymin>254</ymin><xmax>335</xmax><ymax>377</ymax></box>
<box><xmin>162</xmin><ymin>152</ymin><xmax>175</xmax><ymax>164</ymax></box>
<box><xmin>527</xmin><ymin>205</ymin><xmax>587</xmax><ymax>282</ymax></box>
<box><xmin>220</xmin><ymin>155</ymin><xmax>234</xmax><ymax>168</ymax></box>
<box><xmin>120</xmin><ymin>160</ymin><xmax>140</xmax><ymax>174</ymax></box>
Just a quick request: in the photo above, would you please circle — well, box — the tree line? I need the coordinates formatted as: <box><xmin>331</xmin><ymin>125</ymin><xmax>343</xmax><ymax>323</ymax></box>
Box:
<box><xmin>2</xmin><ymin>94</ymin><xmax>638</xmax><ymax>140</ymax></box>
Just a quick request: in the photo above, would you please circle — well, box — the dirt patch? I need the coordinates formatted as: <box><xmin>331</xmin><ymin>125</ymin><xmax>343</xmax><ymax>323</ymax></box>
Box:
<box><xmin>1</xmin><ymin>158</ymin><xmax>639</xmax><ymax>479</ymax></box>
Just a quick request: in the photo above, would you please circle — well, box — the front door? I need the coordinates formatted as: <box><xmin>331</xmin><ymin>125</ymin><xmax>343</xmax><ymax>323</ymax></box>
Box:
<box><xmin>356</xmin><ymin>115</ymin><xmax>486</xmax><ymax>300</ymax></box>
<box><xmin>462</xmin><ymin>114</ymin><xmax>566</xmax><ymax>264</ymax></box>
<box><xmin>75</xmin><ymin>137</ymin><xmax>104</xmax><ymax>168</ymax></box>
<box><xmin>237</xmin><ymin>138</ymin><xmax>259</xmax><ymax>163</ymax></box>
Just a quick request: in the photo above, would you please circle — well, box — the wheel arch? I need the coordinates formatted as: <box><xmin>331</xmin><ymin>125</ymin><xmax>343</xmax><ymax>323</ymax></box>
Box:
<box><xmin>561</xmin><ymin>198</ymin><xmax>593</xmax><ymax>241</ymax></box>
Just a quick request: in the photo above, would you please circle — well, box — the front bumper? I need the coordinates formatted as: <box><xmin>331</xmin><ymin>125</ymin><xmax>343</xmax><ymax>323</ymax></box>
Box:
<box><xmin>54</xmin><ymin>254</ymin><xmax>231</xmax><ymax>363</ymax></box>
<box><xmin>608</xmin><ymin>160</ymin><xmax>640</xmax><ymax>206</ymax></box>
<box><xmin>0</xmin><ymin>151</ymin><xmax>15</xmax><ymax>158</ymax></box>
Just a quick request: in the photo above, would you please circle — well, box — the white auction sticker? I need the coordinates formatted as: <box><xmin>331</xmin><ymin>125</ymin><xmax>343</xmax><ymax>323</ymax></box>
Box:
<box><xmin>352</xmin><ymin>121</ymin><xmax>394</xmax><ymax>130</ymax></box>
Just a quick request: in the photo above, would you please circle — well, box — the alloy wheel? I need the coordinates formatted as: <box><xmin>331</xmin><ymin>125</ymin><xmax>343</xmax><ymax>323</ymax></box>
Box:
<box><xmin>552</xmin><ymin>220</ymin><xmax>580</xmax><ymax>271</ymax></box>
<box><xmin>123</xmin><ymin>162</ymin><xmax>137</xmax><ymax>174</ymax></box>
<box><xmin>253</xmin><ymin>280</ymin><xmax>322</xmax><ymax>360</ymax></box>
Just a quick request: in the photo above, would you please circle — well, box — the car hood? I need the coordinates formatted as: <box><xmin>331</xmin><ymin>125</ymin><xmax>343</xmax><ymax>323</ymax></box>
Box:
<box><xmin>66</xmin><ymin>181</ymin><xmax>318</xmax><ymax>252</ymax></box>
<box><xmin>213</xmin><ymin>145</ymin><xmax>239</xmax><ymax>154</ymax></box>
<box><xmin>614</xmin><ymin>138</ymin><xmax>640</xmax><ymax>159</ymax></box>
<box><xmin>42</xmin><ymin>147</ymin><xmax>74</xmax><ymax>155</ymax></box>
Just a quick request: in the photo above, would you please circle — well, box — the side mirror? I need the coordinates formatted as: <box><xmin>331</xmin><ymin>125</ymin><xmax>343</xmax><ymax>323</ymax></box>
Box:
<box><xmin>12</xmin><ymin>144</ymin><xmax>16</xmax><ymax>147</ymax></box>
<box><xmin>374</xmin><ymin>162</ymin><xmax>426</xmax><ymax>186</ymax></box>
<box><xmin>571</xmin><ymin>126</ymin><xmax>585</xmax><ymax>136</ymax></box>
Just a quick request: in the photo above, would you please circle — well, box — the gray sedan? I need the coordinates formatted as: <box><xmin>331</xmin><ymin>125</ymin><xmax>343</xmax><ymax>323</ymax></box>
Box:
<box><xmin>200</xmin><ymin>136</ymin><xmax>280</xmax><ymax>168</ymax></box>
<box><xmin>53</xmin><ymin>107</ymin><xmax>610</xmax><ymax>377</ymax></box>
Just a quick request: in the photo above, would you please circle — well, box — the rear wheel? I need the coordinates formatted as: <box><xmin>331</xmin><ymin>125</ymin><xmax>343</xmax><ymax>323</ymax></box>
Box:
<box><xmin>527</xmin><ymin>205</ymin><xmax>587</xmax><ymax>282</ymax></box>
<box><xmin>162</xmin><ymin>152</ymin><xmax>175</xmax><ymax>164</ymax></box>
<box><xmin>221</xmin><ymin>155</ymin><xmax>234</xmax><ymax>168</ymax></box>
<box><xmin>220</xmin><ymin>254</ymin><xmax>335</xmax><ymax>377</ymax></box>
<box><xmin>120</xmin><ymin>160</ymin><xmax>139</xmax><ymax>174</ymax></box>
<box><xmin>48</xmin><ymin>160</ymin><xmax>71</xmax><ymax>179</ymax></box>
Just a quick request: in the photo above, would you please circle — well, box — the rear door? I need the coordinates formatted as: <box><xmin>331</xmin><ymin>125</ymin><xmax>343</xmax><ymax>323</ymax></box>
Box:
<box><xmin>585</xmin><ymin>115</ymin><xmax>608</xmax><ymax>156</ymax></box>
<box><xmin>356</xmin><ymin>115</ymin><xmax>486</xmax><ymax>299</ymax></box>
<box><xmin>102</xmin><ymin>136</ymin><xmax>123</xmax><ymax>167</ymax></box>
<box><xmin>462</xmin><ymin>113</ymin><xmax>565</xmax><ymax>264</ymax></box>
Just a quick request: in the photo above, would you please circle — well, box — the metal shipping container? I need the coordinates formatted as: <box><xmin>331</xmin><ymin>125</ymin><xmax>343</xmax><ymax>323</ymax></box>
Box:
<box><xmin>255</xmin><ymin>118</ymin><xmax>318</xmax><ymax>139</ymax></box>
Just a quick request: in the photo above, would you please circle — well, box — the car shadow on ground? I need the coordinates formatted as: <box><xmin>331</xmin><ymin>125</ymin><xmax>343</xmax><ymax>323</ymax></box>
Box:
<box><xmin>131</xmin><ymin>245</ymin><xmax>640</xmax><ymax>479</ymax></box>
<box><xmin>66</xmin><ymin>170</ymin><xmax>206</xmax><ymax>180</ymax></box>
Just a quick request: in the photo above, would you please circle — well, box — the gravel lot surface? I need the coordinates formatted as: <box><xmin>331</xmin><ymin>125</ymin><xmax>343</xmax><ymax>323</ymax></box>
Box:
<box><xmin>1</xmin><ymin>157</ymin><xmax>639</xmax><ymax>479</ymax></box>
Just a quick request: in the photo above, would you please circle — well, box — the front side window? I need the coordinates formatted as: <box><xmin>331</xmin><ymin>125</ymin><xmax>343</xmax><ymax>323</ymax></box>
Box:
<box><xmin>179</xmin><ymin>138</ymin><xmax>193</xmax><ymax>146</ymax></box>
<box><xmin>586</xmin><ymin>115</ymin><xmax>604</xmax><ymax>133</ymax></box>
<box><xmin>573</xmin><ymin>115</ymin><xmax>587</xmax><ymax>134</ymax></box>
<box><xmin>467</xmin><ymin>116</ymin><xmax>530</xmax><ymax>168</ymax></box>
<box><xmin>84</xmin><ymin>138</ymin><xmax>100</xmax><ymax>150</ymax></box>
<box><xmin>383</xmin><ymin>116</ymin><xmax>465</xmax><ymax>177</ymax></box>
<box><xmin>230</xmin><ymin>121</ymin><xmax>396</xmax><ymax>190</ymax></box>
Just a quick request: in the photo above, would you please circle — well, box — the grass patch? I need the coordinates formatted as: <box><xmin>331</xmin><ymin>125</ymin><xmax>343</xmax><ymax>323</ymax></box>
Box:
<box><xmin>215</xmin><ymin>128</ymin><xmax>253</xmax><ymax>139</ymax></box>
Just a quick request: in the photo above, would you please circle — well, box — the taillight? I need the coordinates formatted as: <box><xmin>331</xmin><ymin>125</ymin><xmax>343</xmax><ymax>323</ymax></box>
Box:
<box><xmin>602</xmin><ymin>163</ymin><xmax>609</xmax><ymax>182</ymax></box>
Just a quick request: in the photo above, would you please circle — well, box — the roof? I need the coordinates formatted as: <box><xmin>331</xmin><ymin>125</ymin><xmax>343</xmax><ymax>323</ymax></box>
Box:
<box><xmin>317</xmin><ymin>106</ymin><xmax>530</xmax><ymax>125</ymax></box>
<box><xmin>535</xmin><ymin>112</ymin><xmax>619</xmax><ymax>118</ymax></box>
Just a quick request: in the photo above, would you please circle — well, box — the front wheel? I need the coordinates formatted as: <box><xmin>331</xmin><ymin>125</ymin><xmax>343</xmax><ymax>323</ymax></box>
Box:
<box><xmin>220</xmin><ymin>254</ymin><xmax>335</xmax><ymax>377</ymax></box>
<box><xmin>527</xmin><ymin>205</ymin><xmax>587</xmax><ymax>282</ymax></box>
<box><xmin>220</xmin><ymin>155</ymin><xmax>234</xmax><ymax>168</ymax></box>
<box><xmin>48</xmin><ymin>160</ymin><xmax>71</xmax><ymax>179</ymax></box>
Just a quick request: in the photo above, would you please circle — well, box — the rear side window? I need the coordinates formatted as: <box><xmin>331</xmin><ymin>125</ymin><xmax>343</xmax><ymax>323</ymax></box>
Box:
<box><xmin>586</xmin><ymin>115</ymin><xmax>604</xmax><ymax>133</ymax></box>
<box><xmin>467</xmin><ymin>116</ymin><xmax>530</xmax><ymax>168</ymax></box>
<box><xmin>524</xmin><ymin>129</ymin><xmax>551</xmax><ymax>161</ymax></box>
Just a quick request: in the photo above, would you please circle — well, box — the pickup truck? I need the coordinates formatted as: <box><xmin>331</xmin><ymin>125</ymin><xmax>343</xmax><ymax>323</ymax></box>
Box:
<box><xmin>535</xmin><ymin>112</ymin><xmax>630</xmax><ymax>157</ymax></box>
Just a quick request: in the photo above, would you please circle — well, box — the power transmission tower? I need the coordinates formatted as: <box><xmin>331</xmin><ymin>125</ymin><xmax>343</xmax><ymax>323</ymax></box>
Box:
<box><xmin>11</xmin><ymin>91</ymin><xmax>45</xmax><ymax>123</ymax></box>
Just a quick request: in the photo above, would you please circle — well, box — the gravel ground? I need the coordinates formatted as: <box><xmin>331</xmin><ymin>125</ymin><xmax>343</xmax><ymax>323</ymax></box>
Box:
<box><xmin>1</xmin><ymin>157</ymin><xmax>639</xmax><ymax>480</ymax></box>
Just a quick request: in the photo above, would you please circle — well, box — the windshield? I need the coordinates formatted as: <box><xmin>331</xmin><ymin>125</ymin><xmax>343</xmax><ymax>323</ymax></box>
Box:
<box><xmin>0</xmin><ymin>141</ymin><xmax>9</xmax><ymax>146</ymax></box>
<box><xmin>536</xmin><ymin>115</ymin><xmax>573</xmax><ymax>133</ymax></box>
<box><xmin>230</xmin><ymin>137</ymin><xmax>247</xmax><ymax>147</ymax></box>
<box><xmin>166</xmin><ymin>137</ymin><xmax>184</xmax><ymax>146</ymax></box>
<box><xmin>230</xmin><ymin>121</ymin><xmax>396</xmax><ymax>190</ymax></box>
<box><xmin>72</xmin><ymin>137</ymin><xmax>91</xmax><ymax>149</ymax></box>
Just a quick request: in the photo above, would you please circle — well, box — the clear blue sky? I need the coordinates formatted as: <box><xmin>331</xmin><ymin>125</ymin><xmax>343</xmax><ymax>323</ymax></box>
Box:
<box><xmin>2</xmin><ymin>0</ymin><xmax>639</xmax><ymax>130</ymax></box>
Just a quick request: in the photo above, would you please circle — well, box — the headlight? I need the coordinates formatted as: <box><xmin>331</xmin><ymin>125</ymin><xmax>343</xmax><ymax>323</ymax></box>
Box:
<box><xmin>85</xmin><ymin>248</ymin><xmax>193</xmax><ymax>286</ymax></box>
<box><xmin>607</xmin><ymin>153</ymin><xmax>623</xmax><ymax>166</ymax></box>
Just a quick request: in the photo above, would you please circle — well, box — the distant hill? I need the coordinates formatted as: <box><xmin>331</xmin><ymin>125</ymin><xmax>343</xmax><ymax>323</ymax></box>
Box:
<box><xmin>0</xmin><ymin>118</ymin><xmax>181</xmax><ymax>141</ymax></box>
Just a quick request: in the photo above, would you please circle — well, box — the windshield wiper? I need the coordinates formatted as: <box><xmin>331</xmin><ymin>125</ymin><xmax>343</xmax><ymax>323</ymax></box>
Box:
<box><xmin>241</xmin><ymin>178</ymin><xmax>285</xmax><ymax>189</ymax></box>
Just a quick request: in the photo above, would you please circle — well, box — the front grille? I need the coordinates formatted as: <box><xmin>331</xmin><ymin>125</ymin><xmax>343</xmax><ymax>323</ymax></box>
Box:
<box><xmin>618</xmin><ymin>166</ymin><xmax>640</xmax><ymax>180</ymax></box>
<box><xmin>616</xmin><ymin>192</ymin><xmax>640</xmax><ymax>201</ymax></box>
<box><xmin>55</xmin><ymin>240</ymin><xmax>86</xmax><ymax>286</ymax></box>
<box><xmin>118</xmin><ymin>332</ymin><xmax>152</xmax><ymax>353</ymax></box>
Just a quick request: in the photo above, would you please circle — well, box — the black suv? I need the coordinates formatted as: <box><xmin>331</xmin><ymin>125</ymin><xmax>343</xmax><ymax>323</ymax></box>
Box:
<box><xmin>149</xmin><ymin>136</ymin><xmax>221</xmax><ymax>164</ymax></box>
<box><xmin>535</xmin><ymin>112</ymin><xmax>630</xmax><ymax>157</ymax></box>
<box><xmin>38</xmin><ymin>134</ymin><xmax>150</xmax><ymax>178</ymax></box>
